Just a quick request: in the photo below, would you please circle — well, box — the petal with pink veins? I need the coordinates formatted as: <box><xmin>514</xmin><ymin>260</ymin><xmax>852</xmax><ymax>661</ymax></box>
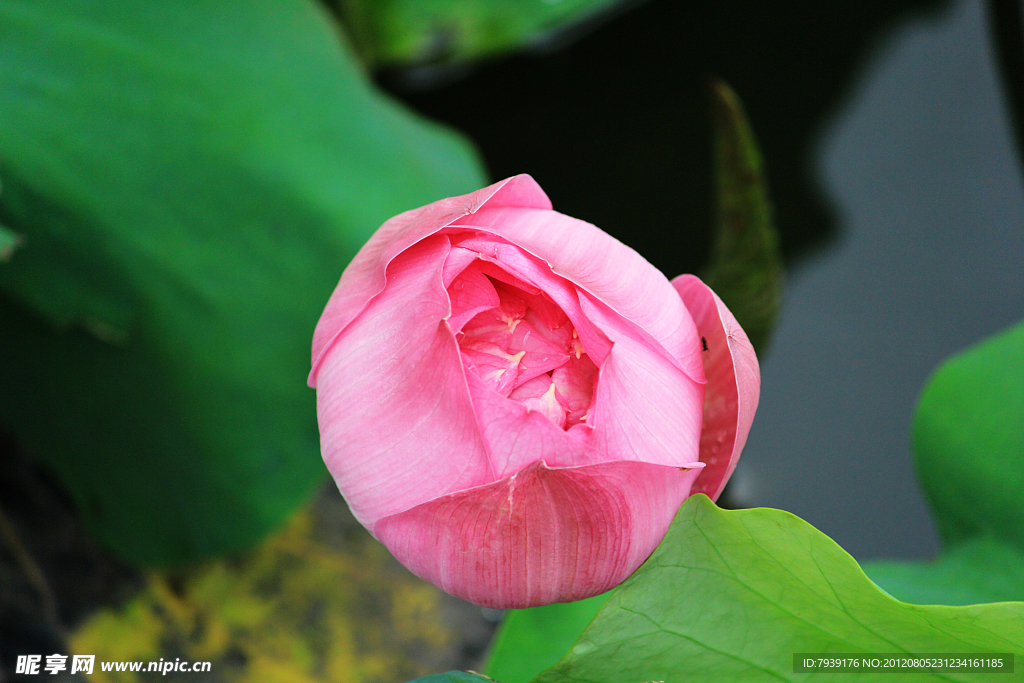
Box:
<box><xmin>452</xmin><ymin>233</ymin><xmax>613</xmax><ymax>365</ymax></box>
<box><xmin>552</xmin><ymin>354</ymin><xmax>598</xmax><ymax>427</ymax></box>
<box><xmin>506</xmin><ymin>322</ymin><xmax>571</xmax><ymax>388</ymax></box>
<box><xmin>580</xmin><ymin>292</ymin><xmax>705</xmax><ymax>468</ymax></box>
<box><xmin>315</xmin><ymin>235</ymin><xmax>492</xmax><ymax>528</ymax></box>
<box><xmin>459</xmin><ymin>341</ymin><xmax>525</xmax><ymax>396</ymax></box>
<box><xmin>458</xmin><ymin>305</ymin><xmax>570</xmax><ymax>393</ymax></box>
<box><xmin>493</xmin><ymin>279</ymin><xmax>569</xmax><ymax>336</ymax></box>
<box><xmin>450</xmin><ymin>207</ymin><xmax>704</xmax><ymax>381</ymax></box>
<box><xmin>469</xmin><ymin>255</ymin><xmax>544</xmax><ymax>297</ymax></box>
<box><xmin>374</xmin><ymin>459</ymin><xmax>704</xmax><ymax>609</ymax></box>
<box><xmin>447</xmin><ymin>266</ymin><xmax>499</xmax><ymax>334</ymax></box>
<box><xmin>672</xmin><ymin>274</ymin><xmax>761</xmax><ymax>501</ymax></box>
<box><xmin>463</xmin><ymin>366</ymin><xmax>593</xmax><ymax>477</ymax></box>
<box><xmin>509</xmin><ymin>375</ymin><xmax>567</xmax><ymax>429</ymax></box>
<box><xmin>442</xmin><ymin>245</ymin><xmax>483</xmax><ymax>288</ymax></box>
<box><xmin>310</xmin><ymin>175</ymin><xmax>552</xmax><ymax>385</ymax></box>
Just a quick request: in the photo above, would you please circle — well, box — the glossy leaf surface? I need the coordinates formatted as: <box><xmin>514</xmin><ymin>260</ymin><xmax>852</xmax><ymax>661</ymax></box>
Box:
<box><xmin>535</xmin><ymin>495</ymin><xmax>1024</xmax><ymax>682</ymax></box>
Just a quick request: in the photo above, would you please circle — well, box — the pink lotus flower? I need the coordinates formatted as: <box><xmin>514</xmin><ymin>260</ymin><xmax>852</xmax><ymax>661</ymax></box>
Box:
<box><xmin>309</xmin><ymin>176</ymin><xmax>760</xmax><ymax>608</ymax></box>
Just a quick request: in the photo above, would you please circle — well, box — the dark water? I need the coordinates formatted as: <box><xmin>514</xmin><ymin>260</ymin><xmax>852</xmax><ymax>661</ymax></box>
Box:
<box><xmin>384</xmin><ymin>0</ymin><xmax>954</xmax><ymax>274</ymax></box>
<box><xmin>734</xmin><ymin>0</ymin><xmax>1024</xmax><ymax>561</ymax></box>
<box><xmin>386</xmin><ymin>0</ymin><xmax>1024</xmax><ymax>562</ymax></box>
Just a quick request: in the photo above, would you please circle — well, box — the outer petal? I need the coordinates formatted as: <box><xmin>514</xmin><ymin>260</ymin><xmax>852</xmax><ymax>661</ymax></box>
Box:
<box><xmin>450</xmin><ymin>207</ymin><xmax>704</xmax><ymax>382</ymax></box>
<box><xmin>580</xmin><ymin>292</ymin><xmax>706</xmax><ymax>468</ymax></box>
<box><xmin>373</xmin><ymin>459</ymin><xmax>704</xmax><ymax>609</ymax></box>
<box><xmin>310</xmin><ymin>175</ymin><xmax>551</xmax><ymax>385</ymax></box>
<box><xmin>672</xmin><ymin>274</ymin><xmax>761</xmax><ymax>501</ymax></box>
<box><xmin>316</xmin><ymin>235</ymin><xmax>492</xmax><ymax>528</ymax></box>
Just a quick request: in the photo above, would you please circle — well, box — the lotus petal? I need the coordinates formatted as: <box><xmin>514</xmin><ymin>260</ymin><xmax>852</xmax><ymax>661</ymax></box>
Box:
<box><xmin>315</xmin><ymin>235</ymin><xmax>492</xmax><ymax>527</ymax></box>
<box><xmin>450</xmin><ymin>206</ymin><xmax>703</xmax><ymax>381</ymax></box>
<box><xmin>374</xmin><ymin>459</ymin><xmax>704</xmax><ymax>608</ymax></box>
<box><xmin>672</xmin><ymin>274</ymin><xmax>760</xmax><ymax>500</ymax></box>
<box><xmin>310</xmin><ymin>175</ymin><xmax>551</xmax><ymax>383</ymax></box>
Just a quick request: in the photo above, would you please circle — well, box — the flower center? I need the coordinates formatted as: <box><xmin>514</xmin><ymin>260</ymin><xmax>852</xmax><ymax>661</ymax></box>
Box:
<box><xmin>450</xmin><ymin>269</ymin><xmax>596</xmax><ymax>429</ymax></box>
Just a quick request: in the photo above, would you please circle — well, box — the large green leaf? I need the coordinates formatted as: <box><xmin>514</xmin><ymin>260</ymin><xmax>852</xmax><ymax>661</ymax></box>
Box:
<box><xmin>860</xmin><ymin>320</ymin><xmax>1024</xmax><ymax>607</ymax></box>
<box><xmin>0</xmin><ymin>0</ymin><xmax>484</xmax><ymax>564</ymax></box>
<box><xmin>704</xmin><ymin>80</ymin><xmax>783</xmax><ymax>354</ymax></box>
<box><xmin>535</xmin><ymin>495</ymin><xmax>1024</xmax><ymax>683</ymax></box>
<box><xmin>854</xmin><ymin>321</ymin><xmax>1024</xmax><ymax>608</ymax></box>
<box><xmin>484</xmin><ymin>593</ymin><xmax>608</xmax><ymax>683</ymax></box>
<box><xmin>333</xmin><ymin>0</ymin><xmax>621</xmax><ymax>67</ymax></box>
<box><xmin>912</xmin><ymin>320</ymin><xmax>1024</xmax><ymax>553</ymax></box>
<box><xmin>863</xmin><ymin>537</ymin><xmax>1024</xmax><ymax>607</ymax></box>
<box><xmin>0</xmin><ymin>222</ymin><xmax>19</xmax><ymax>262</ymax></box>
<box><xmin>0</xmin><ymin>178</ymin><xmax>21</xmax><ymax>262</ymax></box>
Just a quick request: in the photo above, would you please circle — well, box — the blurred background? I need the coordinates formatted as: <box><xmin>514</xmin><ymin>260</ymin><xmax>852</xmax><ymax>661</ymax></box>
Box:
<box><xmin>1</xmin><ymin>0</ymin><xmax>1022</xmax><ymax>679</ymax></box>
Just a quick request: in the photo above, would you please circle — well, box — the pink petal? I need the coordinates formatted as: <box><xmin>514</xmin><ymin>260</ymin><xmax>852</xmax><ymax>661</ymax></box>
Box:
<box><xmin>470</xmin><ymin>256</ymin><xmax>545</xmax><ymax>297</ymax></box>
<box><xmin>508</xmin><ymin>376</ymin><xmax>568</xmax><ymax>429</ymax></box>
<box><xmin>581</xmin><ymin>292</ymin><xmax>706</xmax><ymax>468</ymax></box>
<box><xmin>373</xmin><ymin>459</ymin><xmax>705</xmax><ymax>608</ymax></box>
<box><xmin>551</xmin><ymin>354</ymin><xmax>598</xmax><ymax>427</ymax></box>
<box><xmin>463</xmin><ymin>365</ymin><xmax>593</xmax><ymax>478</ymax></box>
<box><xmin>501</xmin><ymin>282</ymin><xmax>570</xmax><ymax>337</ymax></box>
<box><xmin>461</xmin><ymin>325</ymin><xmax>569</xmax><ymax>394</ymax></box>
<box><xmin>672</xmin><ymin>274</ymin><xmax>761</xmax><ymax>501</ymax></box>
<box><xmin>441</xmin><ymin>245</ymin><xmax>481</xmax><ymax>287</ymax></box>
<box><xmin>457</xmin><ymin>276</ymin><xmax>572</xmax><ymax>389</ymax></box>
<box><xmin>459</xmin><ymin>341</ymin><xmax>524</xmax><ymax>396</ymax></box>
<box><xmin>450</xmin><ymin>207</ymin><xmax>704</xmax><ymax>382</ymax></box>
<box><xmin>446</xmin><ymin>266</ymin><xmax>499</xmax><ymax>334</ymax></box>
<box><xmin>310</xmin><ymin>175</ymin><xmax>551</xmax><ymax>386</ymax></box>
<box><xmin>315</xmin><ymin>235</ymin><xmax>492</xmax><ymax>528</ymax></box>
<box><xmin>507</xmin><ymin>327</ymin><xmax>571</xmax><ymax>388</ymax></box>
<box><xmin>451</xmin><ymin>233</ymin><xmax>613</xmax><ymax>365</ymax></box>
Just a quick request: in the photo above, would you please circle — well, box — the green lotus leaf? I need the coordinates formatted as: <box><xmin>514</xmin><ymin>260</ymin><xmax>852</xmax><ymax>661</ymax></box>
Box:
<box><xmin>913</xmin><ymin>320</ymin><xmax>1024</xmax><ymax>553</ymax></box>
<box><xmin>863</xmin><ymin>536</ymin><xmax>1024</xmax><ymax>606</ymax></box>
<box><xmin>334</xmin><ymin>0</ymin><xmax>621</xmax><ymax>67</ymax></box>
<box><xmin>858</xmin><ymin>320</ymin><xmax>1024</xmax><ymax>608</ymax></box>
<box><xmin>535</xmin><ymin>495</ymin><xmax>1023</xmax><ymax>682</ymax></box>
<box><xmin>484</xmin><ymin>593</ymin><xmax>608</xmax><ymax>683</ymax></box>
<box><xmin>0</xmin><ymin>0</ymin><xmax>484</xmax><ymax>564</ymax></box>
